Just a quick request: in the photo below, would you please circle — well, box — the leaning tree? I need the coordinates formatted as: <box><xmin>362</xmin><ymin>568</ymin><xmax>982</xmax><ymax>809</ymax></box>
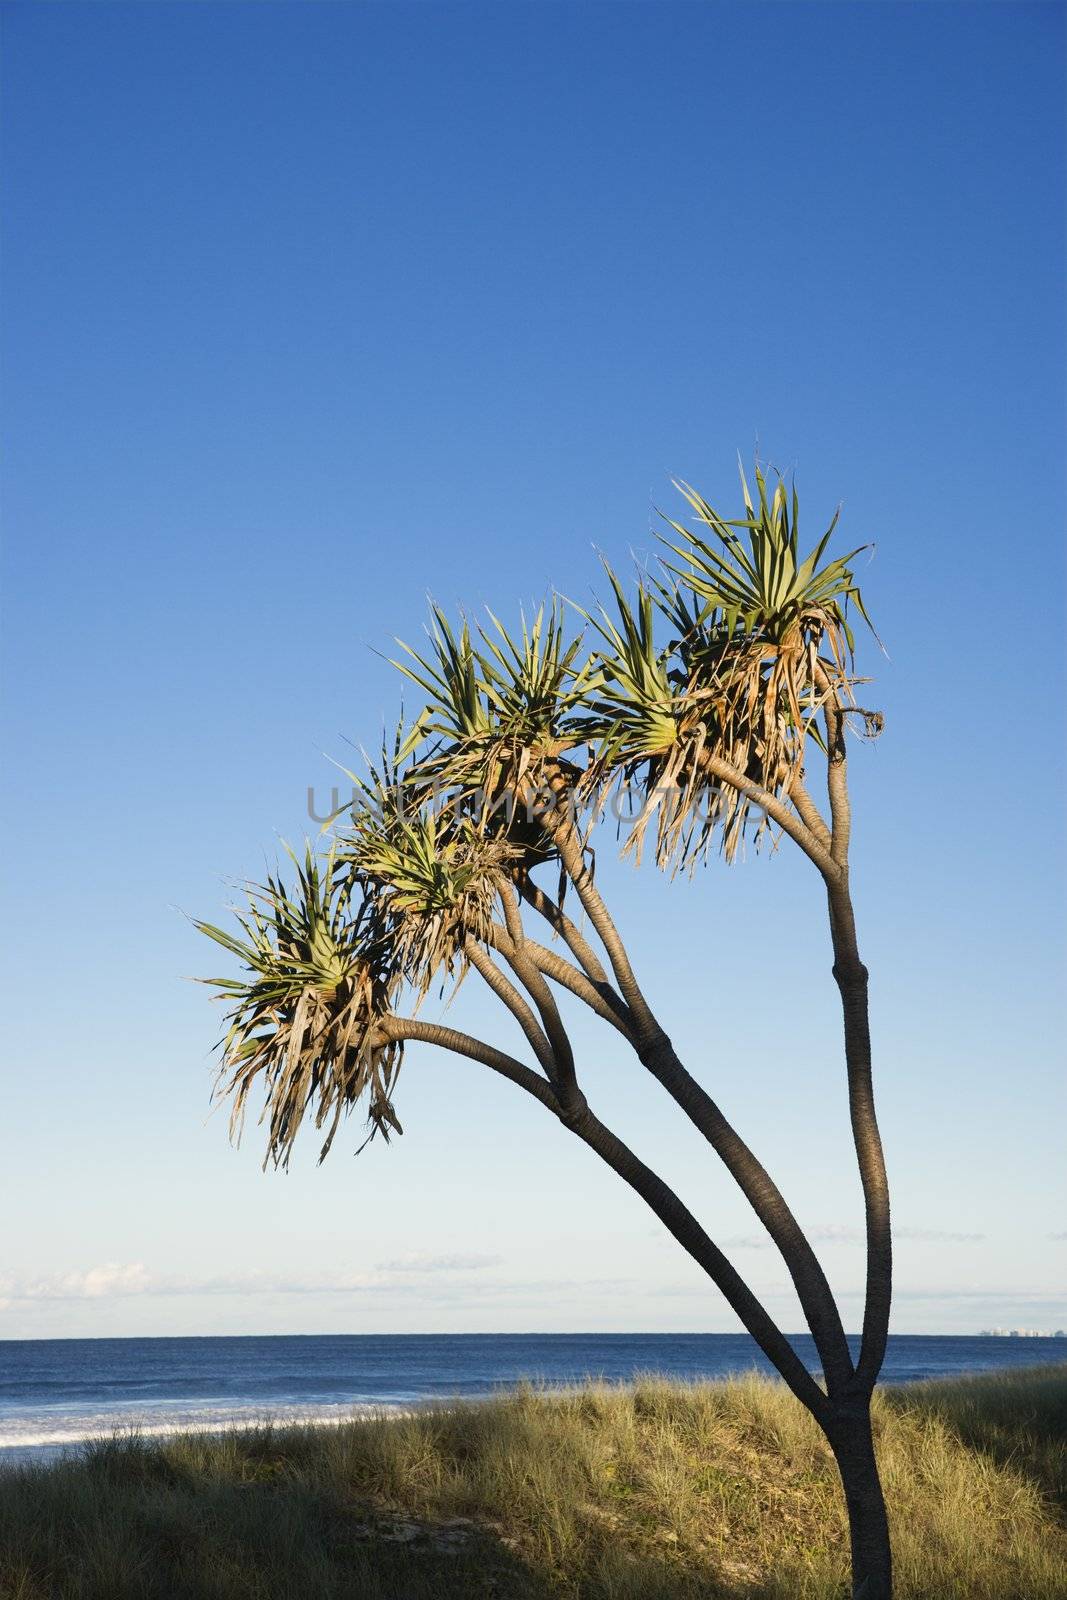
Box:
<box><xmin>197</xmin><ymin>464</ymin><xmax>893</xmax><ymax>1598</ymax></box>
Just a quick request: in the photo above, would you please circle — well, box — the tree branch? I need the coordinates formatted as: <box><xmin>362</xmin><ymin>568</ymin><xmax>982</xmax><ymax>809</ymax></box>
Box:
<box><xmin>377</xmin><ymin>1015</ymin><xmax>560</xmax><ymax>1112</ymax></box>
<box><xmin>809</xmin><ymin>668</ymin><xmax>891</xmax><ymax>1395</ymax></box>
<box><xmin>380</xmin><ymin>1013</ymin><xmax>831</xmax><ymax>1422</ymax></box>
<box><xmin>495</xmin><ymin>931</ymin><xmax>582</xmax><ymax>1113</ymax></box>
<box><xmin>512</xmin><ymin>885</ymin><xmax>854</xmax><ymax>1392</ymax></box>
<box><xmin>825</xmin><ymin>878</ymin><xmax>891</xmax><ymax>1396</ymax></box>
<box><xmin>517</xmin><ymin>873</ymin><xmax>617</xmax><ymax>995</ymax></box>
<box><xmin>463</xmin><ymin>938</ymin><xmax>556</xmax><ymax>1079</ymax></box>
<box><xmin>790</xmin><ymin>776</ymin><xmax>832</xmax><ymax>852</ymax></box>
<box><xmin>497</xmin><ymin>876</ymin><xmax>527</xmax><ymax>949</ymax></box>
<box><xmin>537</xmin><ymin>774</ymin><xmax>854</xmax><ymax>1392</ymax></box>
<box><xmin>543</xmin><ymin>800</ymin><xmax>661</xmax><ymax>1041</ymax></box>
<box><xmin>557</xmin><ymin>1102</ymin><xmax>832</xmax><ymax>1421</ymax></box>
<box><xmin>698</xmin><ymin>752</ymin><xmax>840</xmax><ymax>879</ymax></box>
<box><xmin>814</xmin><ymin>668</ymin><xmax>851</xmax><ymax>869</ymax></box>
<box><xmin>487</xmin><ymin>924</ymin><xmax>637</xmax><ymax>1043</ymax></box>
<box><xmin>634</xmin><ymin>1030</ymin><xmax>855</xmax><ymax>1395</ymax></box>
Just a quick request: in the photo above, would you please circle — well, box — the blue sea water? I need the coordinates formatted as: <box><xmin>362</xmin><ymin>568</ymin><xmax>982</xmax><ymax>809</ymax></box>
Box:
<box><xmin>1</xmin><ymin>1332</ymin><xmax>1064</xmax><ymax>1467</ymax></box>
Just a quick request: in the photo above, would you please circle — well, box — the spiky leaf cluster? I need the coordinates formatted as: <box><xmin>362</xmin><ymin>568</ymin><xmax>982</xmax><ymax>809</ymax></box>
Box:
<box><xmin>196</xmin><ymin>461</ymin><xmax>880</xmax><ymax>1163</ymax></box>
<box><xmin>393</xmin><ymin>601</ymin><xmax>594</xmax><ymax>825</ymax></box>
<box><xmin>579</xmin><ymin>463</ymin><xmax>877</xmax><ymax>866</ymax></box>
<box><xmin>339</xmin><ymin>760</ymin><xmax>520</xmax><ymax>997</ymax></box>
<box><xmin>196</xmin><ymin>844</ymin><xmax>402</xmax><ymax>1167</ymax></box>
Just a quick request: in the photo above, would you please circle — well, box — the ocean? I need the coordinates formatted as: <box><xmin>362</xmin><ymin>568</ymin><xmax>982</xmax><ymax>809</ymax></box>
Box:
<box><xmin>2</xmin><ymin>1332</ymin><xmax>1064</xmax><ymax>1467</ymax></box>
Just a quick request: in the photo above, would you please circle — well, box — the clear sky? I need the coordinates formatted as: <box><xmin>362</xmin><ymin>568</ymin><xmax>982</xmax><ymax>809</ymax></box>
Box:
<box><xmin>2</xmin><ymin>1</ymin><xmax>1064</xmax><ymax>1343</ymax></box>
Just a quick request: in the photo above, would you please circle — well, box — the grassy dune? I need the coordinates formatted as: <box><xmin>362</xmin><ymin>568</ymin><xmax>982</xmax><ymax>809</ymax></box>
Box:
<box><xmin>0</xmin><ymin>1364</ymin><xmax>1064</xmax><ymax>1600</ymax></box>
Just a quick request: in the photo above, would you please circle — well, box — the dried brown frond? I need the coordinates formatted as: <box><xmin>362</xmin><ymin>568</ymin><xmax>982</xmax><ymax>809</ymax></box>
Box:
<box><xmin>195</xmin><ymin>845</ymin><xmax>403</xmax><ymax>1167</ymax></box>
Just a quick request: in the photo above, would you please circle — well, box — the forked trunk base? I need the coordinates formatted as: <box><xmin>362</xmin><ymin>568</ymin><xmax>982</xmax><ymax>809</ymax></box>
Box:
<box><xmin>827</xmin><ymin>1406</ymin><xmax>892</xmax><ymax>1600</ymax></box>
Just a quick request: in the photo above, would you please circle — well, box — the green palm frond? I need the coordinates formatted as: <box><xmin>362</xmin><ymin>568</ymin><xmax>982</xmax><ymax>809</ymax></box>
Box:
<box><xmin>578</xmin><ymin>564</ymin><xmax>678</xmax><ymax>766</ymax></box>
<box><xmin>392</xmin><ymin>607</ymin><xmax>493</xmax><ymax>756</ymax></box>
<box><xmin>392</xmin><ymin>600</ymin><xmax>590</xmax><ymax>862</ymax></box>
<box><xmin>576</xmin><ymin>468</ymin><xmax>881</xmax><ymax>872</ymax></box>
<box><xmin>195</xmin><ymin>842</ymin><xmax>403</xmax><ymax>1167</ymax></box>
<box><xmin>339</xmin><ymin>757</ymin><xmax>517</xmax><ymax>995</ymax></box>
<box><xmin>478</xmin><ymin>600</ymin><xmax>593</xmax><ymax>748</ymax></box>
<box><xmin>660</xmin><ymin>464</ymin><xmax>879</xmax><ymax>805</ymax></box>
<box><xmin>660</xmin><ymin>459</ymin><xmax>875</xmax><ymax>661</ymax></box>
<box><xmin>572</xmin><ymin>564</ymin><xmax>713</xmax><ymax>866</ymax></box>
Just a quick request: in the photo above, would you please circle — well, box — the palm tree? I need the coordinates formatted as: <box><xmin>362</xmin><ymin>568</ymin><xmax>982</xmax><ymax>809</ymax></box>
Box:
<box><xmin>197</xmin><ymin>464</ymin><xmax>894</xmax><ymax>1598</ymax></box>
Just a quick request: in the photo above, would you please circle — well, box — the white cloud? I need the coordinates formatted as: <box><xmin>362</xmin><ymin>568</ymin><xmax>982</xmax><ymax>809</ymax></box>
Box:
<box><xmin>0</xmin><ymin>1263</ymin><xmax>153</xmax><ymax>1302</ymax></box>
<box><xmin>715</xmin><ymin>1224</ymin><xmax>984</xmax><ymax>1251</ymax></box>
<box><xmin>809</xmin><ymin>1225</ymin><xmax>864</xmax><ymax>1244</ymax></box>
<box><xmin>810</xmin><ymin>1225</ymin><xmax>985</xmax><ymax>1245</ymax></box>
<box><xmin>895</xmin><ymin>1227</ymin><xmax>985</xmax><ymax>1243</ymax></box>
<box><xmin>0</xmin><ymin>1255</ymin><xmax>504</xmax><ymax>1307</ymax></box>
<box><xmin>375</xmin><ymin>1251</ymin><xmax>503</xmax><ymax>1274</ymax></box>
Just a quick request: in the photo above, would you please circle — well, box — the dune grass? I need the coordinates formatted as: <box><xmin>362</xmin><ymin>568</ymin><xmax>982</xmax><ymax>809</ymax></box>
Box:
<box><xmin>0</xmin><ymin>1364</ymin><xmax>1064</xmax><ymax>1600</ymax></box>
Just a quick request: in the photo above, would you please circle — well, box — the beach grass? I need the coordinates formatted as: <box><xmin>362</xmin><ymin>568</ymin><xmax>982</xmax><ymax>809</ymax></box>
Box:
<box><xmin>0</xmin><ymin>1363</ymin><xmax>1064</xmax><ymax>1599</ymax></box>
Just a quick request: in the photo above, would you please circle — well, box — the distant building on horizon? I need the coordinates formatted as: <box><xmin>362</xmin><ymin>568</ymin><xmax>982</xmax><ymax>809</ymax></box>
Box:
<box><xmin>979</xmin><ymin>1327</ymin><xmax>1066</xmax><ymax>1338</ymax></box>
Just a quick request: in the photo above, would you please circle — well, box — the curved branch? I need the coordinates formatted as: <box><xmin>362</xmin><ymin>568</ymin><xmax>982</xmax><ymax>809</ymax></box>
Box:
<box><xmin>486</xmin><ymin>890</ymin><xmax>582</xmax><ymax>1111</ymax></box>
<box><xmin>510</xmin><ymin>766</ymin><xmax>858</xmax><ymax>1397</ymax></box>
<box><xmin>377</xmin><ymin>1015</ymin><xmax>560</xmax><ymax>1112</ymax></box>
<box><xmin>497</xmin><ymin>877</ymin><xmax>527</xmax><ymax>949</ymax></box>
<box><xmin>496</xmin><ymin>938</ymin><xmax>582</xmax><ymax>1112</ymax></box>
<box><xmin>698</xmin><ymin>753</ymin><xmax>840</xmax><ymax>879</ymax></box>
<box><xmin>463</xmin><ymin>938</ymin><xmax>556</xmax><ymax>1078</ymax></box>
<box><xmin>790</xmin><ymin>776</ymin><xmax>832</xmax><ymax>853</ymax></box>
<box><xmin>539</xmin><ymin>778</ymin><xmax>853</xmax><ymax>1392</ymax></box>
<box><xmin>561</xmin><ymin>1103</ymin><xmax>831</xmax><ymax>1421</ymax></box>
<box><xmin>487</xmin><ymin>925</ymin><xmax>637</xmax><ymax>1043</ymax></box>
<box><xmin>545</xmin><ymin>803</ymin><xmax>661</xmax><ymax>1040</ymax></box>
<box><xmin>810</xmin><ymin>667</ymin><xmax>892</xmax><ymax>1394</ymax></box>
<box><xmin>813</xmin><ymin>666</ymin><xmax>851</xmax><ymax>869</ymax></box>
<box><xmin>381</xmin><ymin>1013</ymin><xmax>830</xmax><ymax>1422</ymax></box>
<box><xmin>636</xmin><ymin>1030</ymin><xmax>855</xmax><ymax>1395</ymax></box>
<box><xmin>824</xmin><ymin>706</ymin><xmax>850</xmax><ymax>867</ymax></box>
<box><xmin>826</xmin><ymin>879</ymin><xmax>891</xmax><ymax>1396</ymax></box>
<box><xmin>517</xmin><ymin>874</ymin><xmax>616</xmax><ymax>994</ymax></box>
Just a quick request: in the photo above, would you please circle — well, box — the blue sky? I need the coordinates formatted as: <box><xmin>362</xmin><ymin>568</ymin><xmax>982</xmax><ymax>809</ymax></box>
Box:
<box><xmin>2</xmin><ymin>1</ymin><xmax>1064</xmax><ymax>1341</ymax></box>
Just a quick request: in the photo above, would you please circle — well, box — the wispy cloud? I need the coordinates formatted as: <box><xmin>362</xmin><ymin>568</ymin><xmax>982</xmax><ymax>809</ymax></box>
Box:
<box><xmin>0</xmin><ymin>1263</ymin><xmax>154</xmax><ymax>1303</ymax></box>
<box><xmin>716</xmin><ymin>1224</ymin><xmax>984</xmax><ymax>1250</ymax></box>
<box><xmin>810</xmin><ymin>1225</ymin><xmax>985</xmax><ymax>1245</ymax></box>
<box><xmin>0</xmin><ymin>1224</ymin><xmax>993</xmax><ymax>1316</ymax></box>
<box><xmin>0</xmin><ymin>1254</ymin><xmax>503</xmax><ymax>1307</ymax></box>
<box><xmin>895</xmin><ymin>1227</ymin><xmax>985</xmax><ymax>1243</ymax></box>
<box><xmin>886</xmin><ymin>1287</ymin><xmax>1067</xmax><ymax>1307</ymax></box>
<box><xmin>376</xmin><ymin>1252</ymin><xmax>503</xmax><ymax>1274</ymax></box>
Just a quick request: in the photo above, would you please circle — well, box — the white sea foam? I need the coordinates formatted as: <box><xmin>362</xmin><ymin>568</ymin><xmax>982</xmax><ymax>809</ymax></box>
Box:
<box><xmin>0</xmin><ymin>1400</ymin><xmax>409</xmax><ymax>1466</ymax></box>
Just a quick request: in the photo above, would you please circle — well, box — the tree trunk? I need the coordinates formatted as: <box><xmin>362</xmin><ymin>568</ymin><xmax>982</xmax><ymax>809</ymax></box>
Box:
<box><xmin>827</xmin><ymin>1404</ymin><xmax>892</xmax><ymax>1599</ymax></box>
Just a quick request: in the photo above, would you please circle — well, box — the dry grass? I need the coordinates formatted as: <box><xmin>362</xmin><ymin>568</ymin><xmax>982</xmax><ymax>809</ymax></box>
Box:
<box><xmin>1</xmin><ymin>1365</ymin><xmax>1064</xmax><ymax>1599</ymax></box>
